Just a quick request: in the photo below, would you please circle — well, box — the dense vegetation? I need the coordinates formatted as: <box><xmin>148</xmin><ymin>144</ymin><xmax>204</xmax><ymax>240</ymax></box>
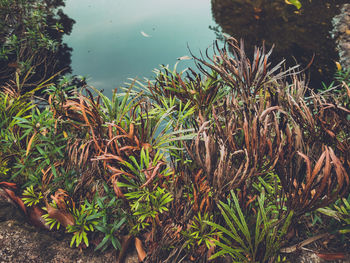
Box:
<box><xmin>0</xmin><ymin>1</ymin><xmax>350</xmax><ymax>263</ymax></box>
<box><xmin>0</xmin><ymin>0</ymin><xmax>74</xmax><ymax>89</ymax></box>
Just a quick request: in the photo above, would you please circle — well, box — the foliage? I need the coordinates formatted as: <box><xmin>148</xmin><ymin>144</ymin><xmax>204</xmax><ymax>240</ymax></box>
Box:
<box><xmin>317</xmin><ymin>193</ymin><xmax>350</xmax><ymax>233</ymax></box>
<box><xmin>22</xmin><ymin>185</ymin><xmax>43</xmax><ymax>206</ymax></box>
<box><xmin>66</xmin><ymin>201</ymin><xmax>100</xmax><ymax>247</ymax></box>
<box><xmin>94</xmin><ymin>183</ymin><xmax>127</xmax><ymax>251</ymax></box>
<box><xmin>0</xmin><ymin>0</ymin><xmax>74</xmax><ymax>87</ymax></box>
<box><xmin>0</xmin><ymin>73</ymin><xmax>66</xmax><ymax>188</ymax></box>
<box><xmin>42</xmin><ymin>200</ymin><xmax>62</xmax><ymax>230</ymax></box>
<box><xmin>0</xmin><ymin>157</ymin><xmax>10</xmax><ymax>177</ymax></box>
<box><xmin>116</xmin><ymin>148</ymin><xmax>174</xmax><ymax>233</ymax></box>
<box><xmin>0</xmin><ymin>36</ymin><xmax>349</xmax><ymax>262</ymax></box>
<box><xmin>206</xmin><ymin>191</ymin><xmax>292</xmax><ymax>262</ymax></box>
<box><xmin>182</xmin><ymin>212</ymin><xmax>219</xmax><ymax>250</ymax></box>
<box><xmin>138</xmin><ymin>38</ymin><xmax>349</xmax><ymax>262</ymax></box>
<box><xmin>285</xmin><ymin>0</ymin><xmax>302</xmax><ymax>9</ymax></box>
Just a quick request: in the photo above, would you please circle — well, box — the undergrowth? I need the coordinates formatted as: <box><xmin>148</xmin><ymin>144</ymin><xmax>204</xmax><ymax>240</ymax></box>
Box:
<box><xmin>0</xmin><ymin>38</ymin><xmax>349</xmax><ymax>262</ymax></box>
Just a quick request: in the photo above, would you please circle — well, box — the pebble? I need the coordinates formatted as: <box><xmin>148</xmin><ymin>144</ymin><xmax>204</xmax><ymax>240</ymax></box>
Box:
<box><xmin>339</xmin><ymin>24</ymin><xmax>347</xmax><ymax>33</ymax></box>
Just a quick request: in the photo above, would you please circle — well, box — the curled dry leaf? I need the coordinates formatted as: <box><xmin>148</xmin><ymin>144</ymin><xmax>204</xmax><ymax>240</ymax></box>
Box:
<box><xmin>135</xmin><ymin>237</ymin><xmax>147</xmax><ymax>262</ymax></box>
<box><xmin>0</xmin><ymin>184</ymin><xmax>49</xmax><ymax>230</ymax></box>
<box><xmin>0</xmin><ymin>181</ymin><xmax>17</xmax><ymax>189</ymax></box>
<box><xmin>3</xmin><ymin>188</ymin><xmax>27</xmax><ymax>214</ymax></box>
<box><xmin>46</xmin><ymin>203</ymin><xmax>75</xmax><ymax>227</ymax></box>
<box><xmin>116</xmin><ymin>235</ymin><xmax>133</xmax><ymax>263</ymax></box>
<box><xmin>27</xmin><ymin>205</ymin><xmax>50</xmax><ymax>230</ymax></box>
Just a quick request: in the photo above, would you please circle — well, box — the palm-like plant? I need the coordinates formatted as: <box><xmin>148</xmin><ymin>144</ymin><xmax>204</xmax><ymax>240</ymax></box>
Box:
<box><xmin>206</xmin><ymin>190</ymin><xmax>292</xmax><ymax>263</ymax></box>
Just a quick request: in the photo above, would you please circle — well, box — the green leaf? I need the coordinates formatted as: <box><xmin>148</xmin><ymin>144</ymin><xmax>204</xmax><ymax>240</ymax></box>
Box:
<box><xmin>70</xmin><ymin>234</ymin><xmax>76</xmax><ymax>247</ymax></box>
<box><xmin>83</xmin><ymin>231</ymin><xmax>89</xmax><ymax>247</ymax></box>
<box><xmin>95</xmin><ymin>235</ymin><xmax>110</xmax><ymax>251</ymax></box>
<box><xmin>113</xmin><ymin>217</ymin><xmax>126</xmax><ymax>231</ymax></box>
<box><xmin>285</xmin><ymin>0</ymin><xmax>302</xmax><ymax>9</ymax></box>
<box><xmin>111</xmin><ymin>236</ymin><xmax>121</xmax><ymax>249</ymax></box>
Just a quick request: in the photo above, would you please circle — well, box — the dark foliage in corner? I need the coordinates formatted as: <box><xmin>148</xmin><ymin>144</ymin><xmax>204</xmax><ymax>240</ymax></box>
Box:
<box><xmin>0</xmin><ymin>0</ymin><xmax>75</xmax><ymax>89</ymax></box>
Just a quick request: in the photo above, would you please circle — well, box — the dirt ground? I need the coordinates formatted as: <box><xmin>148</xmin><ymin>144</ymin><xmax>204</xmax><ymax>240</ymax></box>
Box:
<box><xmin>0</xmin><ymin>200</ymin><xmax>139</xmax><ymax>263</ymax></box>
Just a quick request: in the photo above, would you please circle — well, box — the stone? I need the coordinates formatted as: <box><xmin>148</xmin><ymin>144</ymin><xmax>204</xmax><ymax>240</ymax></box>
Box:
<box><xmin>332</xmin><ymin>4</ymin><xmax>350</xmax><ymax>70</ymax></box>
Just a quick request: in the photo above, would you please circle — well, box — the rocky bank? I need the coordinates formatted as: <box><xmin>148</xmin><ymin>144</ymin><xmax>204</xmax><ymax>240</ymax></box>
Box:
<box><xmin>332</xmin><ymin>4</ymin><xmax>350</xmax><ymax>70</ymax></box>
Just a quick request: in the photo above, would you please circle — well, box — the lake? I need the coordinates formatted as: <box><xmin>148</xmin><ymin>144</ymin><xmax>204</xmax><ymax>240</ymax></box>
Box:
<box><xmin>63</xmin><ymin>0</ymin><xmax>347</xmax><ymax>96</ymax></box>
<box><xmin>63</xmin><ymin>0</ymin><xmax>216</xmax><ymax>97</ymax></box>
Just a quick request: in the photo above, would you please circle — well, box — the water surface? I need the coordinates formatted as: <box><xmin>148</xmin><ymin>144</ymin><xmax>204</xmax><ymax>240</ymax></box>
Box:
<box><xmin>63</xmin><ymin>0</ymin><xmax>216</xmax><ymax>96</ymax></box>
<box><xmin>211</xmin><ymin>0</ymin><xmax>347</xmax><ymax>88</ymax></box>
<box><xmin>63</xmin><ymin>0</ymin><xmax>346</xmax><ymax>94</ymax></box>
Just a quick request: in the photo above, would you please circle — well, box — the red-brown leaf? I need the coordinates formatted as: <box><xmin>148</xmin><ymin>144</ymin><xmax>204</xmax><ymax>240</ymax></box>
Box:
<box><xmin>316</xmin><ymin>252</ymin><xmax>346</xmax><ymax>260</ymax></box>
<box><xmin>3</xmin><ymin>188</ymin><xmax>27</xmax><ymax>214</ymax></box>
<box><xmin>0</xmin><ymin>182</ymin><xmax>17</xmax><ymax>189</ymax></box>
<box><xmin>28</xmin><ymin>205</ymin><xmax>50</xmax><ymax>230</ymax></box>
<box><xmin>46</xmin><ymin>204</ymin><xmax>75</xmax><ymax>227</ymax></box>
<box><xmin>135</xmin><ymin>237</ymin><xmax>147</xmax><ymax>262</ymax></box>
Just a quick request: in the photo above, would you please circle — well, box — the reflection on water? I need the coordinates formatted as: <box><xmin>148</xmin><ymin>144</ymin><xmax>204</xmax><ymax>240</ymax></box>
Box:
<box><xmin>63</xmin><ymin>0</ymin><xmax>216</xmax><ymax>97</ymax></box>
<box><xmin>211</xmin><ymin>0</ymin><xmax>348</xmax><ymax>89</ymax></box>
<box><xmin>64</xmin><ymin>0</ymin><xmax>346</xmax><ymax>94</ymax></box>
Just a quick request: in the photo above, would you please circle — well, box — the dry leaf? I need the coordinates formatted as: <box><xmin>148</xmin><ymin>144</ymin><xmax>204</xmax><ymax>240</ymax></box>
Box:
<box><xmin>46</xmin><ymin>204</ymin><xmax>75</xmax><ymax>227</ymax></box>
<box><xmin>3</xmin><ymin>188</ymin><xmax>27</xmax><ymax>214</ymax></box>
<box><xmin>0</xmin><ymin>182</ymin><xmax>17</xmax><ymax>189</ymax></box>
<box><xmin>28</xmin><ymin>205</ymin><xmax>50</xmax><ymax>230</ymax></box>
<box><xmin>135</xmin><ymin>237</ymin><xmax>146</xmax><ymax>262</ymax></box>
<box><xmin>316</xmin><ymin>252</ymin><xmax>347</xmax><ymax>260</ymax></box>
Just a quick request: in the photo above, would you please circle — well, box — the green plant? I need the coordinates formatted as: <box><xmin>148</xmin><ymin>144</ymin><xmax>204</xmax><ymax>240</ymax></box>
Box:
<box><xmin>182</xmin><ymin>212</ymin><xmax>219</xmax><ymax>250</ymax></box>
<box><xmin>22</xmin><ymin>185</ymin><xmax>43</xmax><ymax>206</ymax></box>
<box><xmin>66</xmin><ymin>200</ymin><xmax>101</xmax><ymax>248</ymax></box>
<box><xmin>116</xmin><ymin>149</ymin><xmax>175</xmax><ymax>232</ymax></box>
<box><xmin>125</xmin><ymin>186</ymin><xmax>173</xmax><ymax>232</ymax></box>
<box><xmin>117</xmin><ymin>150</ymin><xmax>174</xmax><ymax>234</ymax></box>
<box><xmin>94</xmin><ymin>183</ymin><xmax>127</xmax><ymax>251</ymax></box>
<box><xmin>0</xmin><ymin>0</ymin><xmax>74</xmax><ymax>86</ymax></box>
<box><xmin>206</xmin><ymin>191</ymin><xmax>293</xmax><ymax>263</ymax></box>
<box><xmin>10</xmin><ymin>106</ymin><xmax>67</xmax><ymax>187</ymax></box>
<box><xmin>0</xmin><ymin>157</ymin><xmax>10</xmax><ymax>177</ymax></box>
<box><xmin>335</xmin><ymin>67</ymin><xmax>350</xmax><ymax>86</ymax></box>
<box><xmin>0</xmin><ymin>85</ymin><xmax>34</xmax><ymax>132</ymax></box>
<box><xmin>41</xmin><ymin>200</ymin><xmax>62</xmax><ymax>230</ymax></box>
<box><xmin>91</xmin><ymin>85</ymin><xmax>142</xmax><ymax>124</ymax></box>
<box><xmin>317</xmin><ymin>193</ymin><xmax>350</xmax><ymax>234</ymax></box>
<box><xmin>285</xmin><ymin>0</ymin><xmax>302</xmax><ymax>9</ymax></box>
<box><xmin>0</xmin><ymin>72</ymin><xmax>70</xmax><ymax>189</ymax></box>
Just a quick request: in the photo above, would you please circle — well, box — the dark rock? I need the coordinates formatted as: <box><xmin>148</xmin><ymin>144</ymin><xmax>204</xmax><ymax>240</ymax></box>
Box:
<box><xmin>332</xmin><ymin>4</ymin><xmax>350</xmax><ymax>70</ymax></box>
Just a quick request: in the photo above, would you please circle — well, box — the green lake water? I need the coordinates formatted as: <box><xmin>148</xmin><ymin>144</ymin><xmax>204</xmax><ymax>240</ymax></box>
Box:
<box><xmin>63</xmin><ymin>0</ymin><xmax>216</xmax><ymax>97</ymax></box>
<box><xmin>63</xmin><ymin>0</ymin><xmax>347</xmax><ymax>95</ymax></box>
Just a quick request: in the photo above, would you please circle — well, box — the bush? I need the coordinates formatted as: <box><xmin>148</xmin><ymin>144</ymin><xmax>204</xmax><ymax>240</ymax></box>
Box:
<box><xmin>0</xmin><ymin>0</ymin><xmax>74</xmax><ymax>88</ymax></box>
<box><xmin>0</xmin><ymin>38</ymin><xmax>349</xmax><ymax>262</ymax></box>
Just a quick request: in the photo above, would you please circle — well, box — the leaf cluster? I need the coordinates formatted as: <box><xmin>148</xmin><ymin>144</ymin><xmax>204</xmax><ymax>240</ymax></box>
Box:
<box><xmin>0</xmin><ymin>36</ymin><xmax>349</xmax><ymax>262</ymax></box>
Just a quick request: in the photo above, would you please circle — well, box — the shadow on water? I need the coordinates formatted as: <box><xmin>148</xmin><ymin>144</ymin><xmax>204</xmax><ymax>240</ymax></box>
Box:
<box><xmin>210</xmin><ymin>0</ymin><xmax>348</xmax><ymax>89</ymax></box>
